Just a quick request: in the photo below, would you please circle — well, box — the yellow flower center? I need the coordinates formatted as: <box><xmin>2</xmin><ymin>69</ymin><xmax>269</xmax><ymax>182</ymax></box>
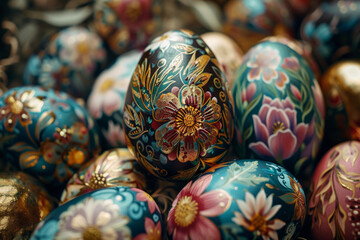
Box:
<box><xmin>87</xmin><ymin>172</ymin><xmax>107</xmax><ymax>190</ymax></box>
<box><xmin>77</xmin><ymin>42</ymin><xmax>89</xmax><ymax>54</ymax></box>
<box><xmin>7</xmin><ymin>95</ymin><xmax>24</xmax><ymax>115</ymax></box>
<box><xmin>174</xmin><ymin>195</ymin><xmax>198</xmax><ymax>227</ymax></box>
<box><xmin>272</xmin><ymin>121</ymin><xmax>285</xmax><ymax>134</ymax></box>
<box><xmin>159</xmin><ymin>34</ymin><xmax>169</xmax><ymax>41</ymax></box>
<box><xmin>176</xmin><ymin>106</ymin><xmax>202</xmax><ymax>136</ymax></box>
<box><xmin>82</xmin><ymin>226</ymin><xmax>102</xmax><ymax>240</ymax></box>
<box><xmin>248</xmin><ymin>213</ymin><xmax>268</xmax><ymax>233</ymax></box>
<box><xmin>67</xmin><ymin>149</ymin><xmax>86</xmax><ymax>166</ymax></box>
<box><xmin>100</xmin><ymin>79</ymin><xmax>114</xmax><ymax>93</ymax></box>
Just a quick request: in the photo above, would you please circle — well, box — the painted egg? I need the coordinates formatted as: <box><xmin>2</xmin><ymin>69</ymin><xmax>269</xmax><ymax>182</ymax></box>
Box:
<box><xmin>223</xmin><ymin>0</ymin><xmax>294</xmax><ymax>51</ymax></box>
<box><xmin>87</xmin><ymin>50</ymin><xmax>142</xmax><ymax>149</ymax></box>
<box><xmin>0</xmin><ymin>86</ymin><xmax>101</xmax><ymax>189</ymax></box>
<box><xmin>61</xmin><ymin>148</ymin><xmax>147</xmax><ymax>204</ymax></box>
<box><xmin>167</xmin><ymin>159</ymin><xmax>306</xmax><ymax>239</ymax></box>
<box><xmin>201</xmin><ymin>32</ymin><xmax>243</xmax><ymax>90</ymax></box>
<box><xmin>0</xmin><ymin>172</ymin><xmax>57</xmax><ymax>239</ymax></box>
<box><xmin>23</xmin><ymin>26</ymin><xmax>107</xmax><ymax>99</ymax></box>
<box><xmin>31</xmin><ymin>186</ymin><xmax>164</xmax><ymax>240</ymax></box>
<box><xmin>232</xmin><ymin>41</ymin><xmax>325</xmax><ymax>181</ymax></box>
<box><xmin>94</xmin><ymin>0</ymin><xmax>162</xmax><ymax>54</ymax></box>
<box><xmin>308</xmin><ymin>141</ymin><xmax>360</xmax><ymax>239</ymax></box>
<box><xmin>124</xmin><ymin>29</ymin><xmax>234</xmax><ymax>181</ymax></box>
<box><xmin>319</xmin><ymin>61</ymin><xmax>360</xmax><ymax>149</ymax></box>
<box><xmin>300</xmin><ymin>1</ymin><xmax>360</xmax><ymax>70</ymax></box>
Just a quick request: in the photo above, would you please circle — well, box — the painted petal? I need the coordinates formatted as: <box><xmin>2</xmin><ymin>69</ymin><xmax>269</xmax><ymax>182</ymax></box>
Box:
<box><xmin>282</xmin><ymin>97</ymin><xmax>294</xmax><ymax>110</ymax></box>
<box><xmin>18</xmin><ymin>110</ymin><xmax>31</xmax><ymax>126</ymax></box>
<box><xmin>282</xmin><ymin>56</ymin><xmax>300</xmax><ymax>71</ymax></box>
<box><xmin>253</xmin><ymin>115</ymin><xmax>269</xmax><ymax>143</ymax></box>
<box><xmin>294</xmin><ymin>123</ymin><xmax>308</xmax><ymax>151</ymax></box>
<box><xmin>267</xmin><ymin>98</ymin><xmax>283</xmax><ymax>109</ymax></box>
<box><xmin>180</xmin><ymin>85</ymin><xmax>203</xmax><ymax>109</ymax></box>
<box><xmin>154</xmin><ymin>93</ymin><xmax>181</xmax><ymax>121</ymax></box>
<box><xmin>237</xmin><ymin>199</ymin><xmax>252</xmax><ymax>221</ymax></box>
<box><xmin>268</xmin><ymin>230</ymin><xmax>279</xmax><ymax>240</ymax></box>
<box><xmin>268</xmin><ymin>218</ymin><xmax>286</xmax><ymax>231</ymax></box>
<box><xmin>199</xmin><ymin>189</ymin><xmax>231</xmax><ymax>216</ymax></box>
<box><xmin>266</xmin><ymin>107</ymin><xmax>290</xmax><ymax>133</ymax></box>
<box><xmin>262</xmin><ymin>96</ymin><xmax>273</xmax><ymax>105</ymax></box>
<box><xmin>256</xmin><ymin>189</ymin><xmax>266</xmax><ymax>214</ymax></box>
<box><xmin>258</xmin><ymin>104</ymin><xmax>270</xmax><ymax>123</ymax></box>
<box><xmin>248</xmin><ymin>67</ymin><xmax>261</xmax><ymax>81</ymax></box>
<box><xmin>265</xmin><ymin>204</ymin><xmax>282</xmax><ymax>220</ymax></box>
<box><xmin>232</xmin><ymin>211</ymin><xmax>250</xmax><ymax>228</ymax></box>
<box><xmin>262</xmin><ymin>68</ymin><xmax>278</xmax><ymax>82</ymax></box>
<box><xmin>133</xmin><ymin>233</ymin><xmax>147</xmax><ymax>240</ymax></box>
<box><xmin>144</xmin><ymin>217</ymin><xmax>155</xmax><ymax>233</ymax></box>
<box><xmin>87</xmin><ymin>93</ymin><xmax>103</xmax><ymax>118</ymax></box>
<box><xmin>275</xmin><ymin>72</ymin><xmax>289</xmax><ymax>90</ymax></box>
<box><xmin>189</xmin><ymin>174</ymin><xmax>212</xmax><ymax>196</ymax></box>
<box><xmin>4</xmin><ymin>114</ymin><xmax>17</xmax><ymax>132</ymax></box>
<box><xmin>178</xmin><ymin>137</ymin><xmax>199</xmax><ymax>163</ymax></box>
<box><xmin>246</xmin><ymin>82</ymin><xmax>257</xmax><ymax>102</ymax></box>
<box><xmin>263</xmin><ymin>193</ymin><xmax>273</xmax><ymax>216</ymax></box>
<box><xmin>155</xmin><ymin>122</ymin><xmax>180</xmax><ymax>155</ymax></box>
<box><xmin>268</xmin><ymin>130</ymin><xmax>297</xmax><ymax>160</ymax></box>
<box><xmin>167</xmin><ymin>207</ymin><xmax>176</xmax><ymax>234</ymax></box>
<box><xmin>202</xmin><ymin>98</ymin><xmax>221</xmax><ymax>123</ymax></box>
<box><xmin>290</xmin><ymin>84</ymin><xmax>301</xmax><ymax>101</ymax></box>
<box><xmin>284</xmin><ymin>108</ymin><xmax>297</xmax><ymax>130</ymax></box>
<box><xmin>188</xmin><ymin>216</ymin><xmax>221</xmax><ymax>240</ymax></box>
<box><xmin>0</xmin><ymin>106</ymin><xmax>10</xmax><ymax>121</ymax></box>
<box><xmin>199</xmin><ymin>122</ymin><xmax>218</xmax><ymax>150</ymax></box>
<box><xmin>102</xmin><ymin>91</ymin><xmax>121</xmax><ymax>116</ymax></box>
<box><xmin>249</xmin><ymin>142</ymin><xmax>273</xmax><ymax>158</ymax></box>
<box><xmin>245</xmin><ymin>191</ymin><xmax>257</xmax><ymax>215</ymax></box>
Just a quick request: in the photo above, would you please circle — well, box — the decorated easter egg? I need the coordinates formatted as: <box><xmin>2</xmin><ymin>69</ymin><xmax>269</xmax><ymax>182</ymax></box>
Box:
<box><xmin>0</xmin><ymin>86</ymin><xmax>101</xmax><ymax>188</ymax></box>
<box><xmin>308</xmin><ymin>141</ymin><xmax>360</xmax><ymax>239</ymax></box>
<box><xmin>124</xmin><ymin>29</ymin><xmax>234</xmax><ymax>181</ymax></box>
<box><xmin>167</xmin><ymin>159</ymin><xmax>306</xmax><ymax>239</ymax></box>
<box><xmin>61</xmin><ymin>148</ymin><xmax>147</xmax><ymax>204</ymax></box>
<box><xmin>319</xmin><ymin>61</ymin><xmax>360</xmax><ymax>149</ymax></box>
<box><xmin>31</xmin><ymin>186</ymin><xmax>164</xmax><ymax>240</ymax></box>
<box><xmin>87</xmin><ymin>50</ymin><xmax>142</xmax><ymax>149</ymax></box>
<box><xmin>232</xmin><ymin>41</ymin><xmax>325</xmax><ymax>180</ymax></box>
<box><xmin>223</xmin><ymin>0</ymin><xmax>294</xmax><ymax>51</ymax></box>
<box><xmin>23</xmin><ymin>26</ymin><xmax>107</xmax><ymax>99</ymax></box>
<box><xmin>300</xmin><ymin>1</ymin><xmax>360</xmax><ymax>70</ymax></box>
<box><xmin>201</xmin><ymin>32</ymin><xmax>243</xmax><ymax>89</ymax></box>
<box><xmin>94</xmin><ymin>0</ymin><xmax>162</xmax><ymax>54</ymax></box>
<box><xmin>0</xmin><ymin>172</ymin><xmax>57</xmax><ymax>239</ymax></box>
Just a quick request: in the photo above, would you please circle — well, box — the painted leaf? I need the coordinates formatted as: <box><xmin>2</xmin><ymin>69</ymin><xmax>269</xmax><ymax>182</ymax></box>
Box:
<box><xmin>35</xmin><ymin>111</ymin><xmax>55</xmax><ymax>140</ymax></box>
<box><xmin>123</xmin><ymin>105</ymin><xmax>148</xmax><ymax>140</ymax></box>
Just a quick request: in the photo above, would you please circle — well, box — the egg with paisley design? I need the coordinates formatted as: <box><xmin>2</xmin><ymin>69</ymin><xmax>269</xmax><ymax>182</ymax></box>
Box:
<box><xmin>167</xmin><ymin>159</ymin><xmax>306</xmax><ymax>240</ymax></box>
<box><xmin>31</xmin><ymin>186</ymin><xmax>164</xmax><ymax>240</ymax></box>
<box><xmin>0</xmin><ymin>86</ymin><xmax>101</xmax><ymax>190</ymax></box>
<box><xmin>232</xmin><ymin>41</ymin><xmax>325</xmax><ymax>183</ymax></box>
<box><xmin>124</xmin><ymin>29</ymin><xmax>234</xmax><ymax>181</ymax></box>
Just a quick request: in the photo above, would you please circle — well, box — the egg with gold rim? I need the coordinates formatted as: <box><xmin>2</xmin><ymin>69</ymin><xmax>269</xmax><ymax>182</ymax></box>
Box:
<box><xmin>123</xmin><ymin>29</ymin><xmax>234</xmax><ymax>181</ymax></box>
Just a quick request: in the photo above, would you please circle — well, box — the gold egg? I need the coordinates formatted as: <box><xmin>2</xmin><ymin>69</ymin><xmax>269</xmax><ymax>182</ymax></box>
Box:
<box><xmin>320</xmin><ymin>61</ymin><xmax>360</xmax><ymax>147</ymax></box>
<box><xmin>0</xmin><ymin>172</ymin><xmax>57</xmax><ymax>239</ymax></box>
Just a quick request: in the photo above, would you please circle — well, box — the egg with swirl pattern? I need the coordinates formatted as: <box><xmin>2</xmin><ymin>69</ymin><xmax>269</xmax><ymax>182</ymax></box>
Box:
<box><xmin>123</xmin><ymin>29</ymin><xmax>234</xmax><ymax>181</ymax></box>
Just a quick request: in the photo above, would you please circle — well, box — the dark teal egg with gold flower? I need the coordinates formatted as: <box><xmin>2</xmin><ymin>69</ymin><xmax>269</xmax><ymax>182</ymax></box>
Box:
<box><xmin>124</xmin><ymin>29</ymin><xmax>234</xmax><ymax>181</ymax></box>
<box><xmin>0</xmin><ymin>86</ymin><xmax>101</xmax><ymax>189</ymax></box>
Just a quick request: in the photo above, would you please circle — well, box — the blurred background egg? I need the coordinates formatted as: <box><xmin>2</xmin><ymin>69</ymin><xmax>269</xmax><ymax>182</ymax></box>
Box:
<box><xmin>167</xmin><ymin>159</ymin><xmax>306</xmax><ymax>239</ymax></box>
<box><xmin>308</xmin><ymin>141</ymin><xmax>360</xmax><ymax>240</ymax></box>
<box><xmin>223</xmin><ymin>0</ymin><xmax>294</xmax><ymax>52</ymax></box>
<box><xmin>201</xmin><ymin>32</ymin><xmax>243</xmax><ymax>90</ymax></box>
<box><xmin>31</xmin><ymin>186</ymin><xmax>164</xmax><ymax>240</ymax></box>
<box><xmin>300</xmin><ymin>1</ymin><xmax>360</xmax><ymax>71</ymax></box>
<box><xmin>0</xmin><ymin>172</ymin><xmax>57</xmax><ymax>240</ymax></box>
<box><xmin>61</xmin><ymin>148</ymin><xmax>147</xmax><ymax>204</ymax></box>
<box><xmin>124</xmin><ymin>29</ymin><xmax>234</xmax><ymax>181</ymax></box>
<box><xmin>0</xmin><ymin>86</ymin><xmax>101</xmax><ymax>191</ymax></box>
<box><xmin>94</xmin><ymin>0</ymin><xmax>162</xmax><ymax>54</ymax></box>
<box><xmin>319</xmin><ymin>61</ymin><xmax>360</xmax><ymax>150</ymax></box>
<box><xmin>23</xmin><ymin>26</ymin><xmax>107</xmax><ymax>100</ymax></box>
<box><xmin>87</xmin><ymin>50</ymin><xmax>142</xmax><ymax>149</ymax></box>
<box><xmin>232</xmin><ymin>41</ymin><xmax>324</xmax><ymax>183</ymax></box>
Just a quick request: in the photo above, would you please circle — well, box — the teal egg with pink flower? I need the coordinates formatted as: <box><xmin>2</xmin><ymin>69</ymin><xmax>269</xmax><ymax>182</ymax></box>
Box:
<box><xmin>0</xmin><ymin>86</ymin><xmax>101</xmax><ymax>191</ymax></box>
<box><xmin>124</xmin><ymin>29</ymin><xmax>234</xmax><ymax>181</ymax></box>
<box><xmin>167</xmin><ymin>159</ymin><xmax>306</xmax><ymax>240</ymax></box>
<box><xmin>232</xmin><ymin>41</ymin><xmax>325</xmax><ymax>182</ymax></box>
<box><xmin>31</xmin><ymin>186</ymin><xmax>164</xmax><ymax>240</ymax></box>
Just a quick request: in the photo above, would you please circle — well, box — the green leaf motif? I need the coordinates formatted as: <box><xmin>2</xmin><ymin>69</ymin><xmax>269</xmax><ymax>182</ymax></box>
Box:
<box><xmin>222</xmin><ymin>161</ymin><xmax>269</xmax><ymax>187</ymax></box>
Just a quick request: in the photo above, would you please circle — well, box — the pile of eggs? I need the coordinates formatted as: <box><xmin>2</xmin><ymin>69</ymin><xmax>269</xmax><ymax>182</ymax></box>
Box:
<box><xmin>0</xmin><ymin>0</ymin><xmax>360</xmax><ymax>239</ymax></box>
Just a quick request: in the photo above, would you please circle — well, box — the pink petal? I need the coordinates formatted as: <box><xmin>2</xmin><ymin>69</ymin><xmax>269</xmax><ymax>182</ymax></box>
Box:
<box><xmin>284</xmin><ymin>108</ymin><xmax>297</xmax><ymax>130</ymax></box>
<box><xmin>265</xmin><ymin>204</ymin><xmax>281</xmax><ymax>220</ymax></box>
<box><xmin>268</xmin><ymin>130</ymin><xmax>297</xmax><ymax>160</ymax></box>
<box><xmin>189</xmin><ymin>216</ymin><xmax>221</xmax><ymax>240</ymax></box>
<box><xmin>180</xmin><ymin>85</ymin><xmax>203</xmax><ymax>109</ymax></box>
<box><xmin>173</xmin><ymin>228</ymin><xmax>189</xmax><ymax>240</ymax></box>
<box><xmin>178</xmin><ymin>137</ymin><xmax>199</xmax><ymax>163</ymax></box>
<box><xmin>246</xmin><ymin>82</ymin><xmax>257</xmax><ymax>102</ymax></box>
<box><xmin>294</xmin><ymin>123</ymin><xmax>309</xmax><ymax>152</ymax></box>
<box><xmin>144</xmin><ymin>218</ymin><xmax>155</xmax><ymax>234</ymax></box>
<box><xmin>268</xmin><ymin>219</ymin><xmax>286</xmax><ymax>231</ymax></box>
<box><xmin>232</xmin><ymin>211</ymin><xmax>250</xmax><ymax>228</ymax></box>
<box><xmin>167</xmin><ymin>207</ymin><xmax>176</xmax><ymax>234</ymax></box>
<box><xmin>245</xmin><ymin>191</ymin><xmax>257</xmax><ymax>215</ymax></box>
<box><xmin>313</xmin><ymin>80</ymin><xmax>326</xmax><ymax>118</ymax></box>
<box><xmin>265</xmin><ymin>107</ymin><xmax>291</xmax><ymax>134</ymax></box>
<box><xmin>133</xmin><ymin>233</ymin><xmax>147</xmax><ymax>240</ymax></box>
<box><xmin>268</xmin><ymin>230</ymin><xmax>279</xmax><ymax>240</ymax></box>
<box><xmin>259</xmin><ymin>104</ymin><xmax>270</xmax><ymax>123</ymax></box>
<box><xmin>290</xmin><ymin>84</ymin><xmax>301</xmax><ymax>101</ymax></box>
<box><xmin>237</xmin><ymin>199</ymin><xmax>252</xmax><ymax>221</ymax></box>
<box><xmin>154</xmin><ymin>92</ymin><xmax>181</xmax><ymax>121</ymax></box>
<box><xmin>248</xmin><ymin>67</ymin><xmax>261</xmax><ymax>81</ymax></box>
<box><xmin>282</xmin><ymin>97</ymin><xmax>294</xmax><ymax>110</ymax></box>
<box><xmin>199</xmin><ymin>189</ymin><xmax>231</xmax><ymax>216</ymax></box>
<box><xmin>249</xmin><ymin>142</ymin><xmax>273</xmax><ymax>158</ymax></box>
<box><xmin>275</xmin><ymin>72</ymin><xmax>289</xmax><ymax>90</ymax></box>
<box><xmin>262</xmin><ymin>95</ymin><xmax>273</xmax><ymax>105</ymax></box>
<box><xmin>189</xmin><ymin>174</ymin><xmax>212</xmax><ymax>196</ymax></box>
<box><xmin>256</xmin><ymin>189</ymin><xmax>266</xmax><ymax>214</ymax></box>
<box><xmin>253</xmin><ymin>115</ymin><xmax>270</xmax><ymax>143</ymax></box>
<box><xmin>262</xmin><ymin>68</ymin><xmax>278</xmax><ymax>82</ymax></box>
<box><xmin>268</xmin><ymin>98</ymin><xmax>283</xmax><ymax>109</ymax></box>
